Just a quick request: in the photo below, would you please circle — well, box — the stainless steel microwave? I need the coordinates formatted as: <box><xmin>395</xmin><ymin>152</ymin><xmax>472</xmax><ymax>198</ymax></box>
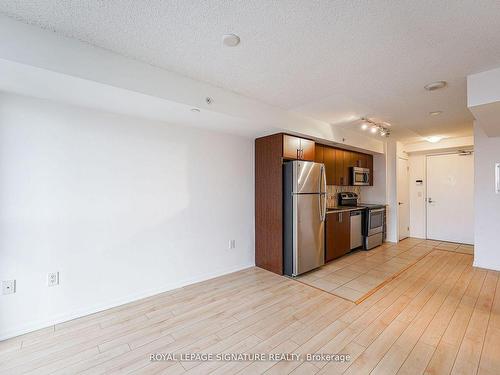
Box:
<box><xmin>351</xmin><ymin>167</ymin><xmax>370</xmax><ymax>186</ymax></box>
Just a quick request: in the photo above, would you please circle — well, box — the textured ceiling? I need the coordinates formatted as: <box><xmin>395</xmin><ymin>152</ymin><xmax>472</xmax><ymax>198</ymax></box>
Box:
<box><xmin>2</xmin><ymin>0</ymin><xmax>500</xmax><ymax>141</ymax></box>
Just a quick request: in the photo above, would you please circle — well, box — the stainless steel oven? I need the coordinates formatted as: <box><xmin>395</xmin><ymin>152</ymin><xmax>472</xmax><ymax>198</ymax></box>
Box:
<box><xmin>363</xmin><ymin>206</ymin><xmax>385</xmax><ymax>249</ymax></box>
<box><xmin>366</xmin><ymin>207</ymin><xmax>384</xmax><ymax>236</ymax></box>
<box><xmin>351</xmin><ymin>167</ymin><xmax>370</xmax><ymax>186</ymax></box>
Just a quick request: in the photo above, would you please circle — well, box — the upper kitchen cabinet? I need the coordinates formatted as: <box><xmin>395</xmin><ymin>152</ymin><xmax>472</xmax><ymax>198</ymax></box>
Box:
<box><xmin>351</xmin><ymin>152</ymin><xmax>369</xmax><ymax>168</ymax></box>
<box><xmin>323</xmin><ymin>146</ymin><xmax>336</xmax><ymax>185</ymax></box>
<box><xmin>314</xmin><ymin>144</ymin><xmax>324</xmax><ymax>163</ymax></box>
<box><xmin>333</xmin><ymin>149</ymin><xmax>343</xmax><ymax>185</ymax></box>
<box><xmin>283</xmin><ymin>134</ymin><xmax>315</xmax><ymax>161</ymax></box>
<box><xmin>335</xmin><ymin>149</ymin><xmax>350</xmax><ymax>186</ymax></box>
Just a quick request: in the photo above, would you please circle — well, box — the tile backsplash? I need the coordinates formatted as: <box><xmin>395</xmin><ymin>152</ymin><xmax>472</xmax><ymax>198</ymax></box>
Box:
<box><xmin>326</xmin><ymin>185</ymin><xmax>361</xmax><ymax>208</ymax></box>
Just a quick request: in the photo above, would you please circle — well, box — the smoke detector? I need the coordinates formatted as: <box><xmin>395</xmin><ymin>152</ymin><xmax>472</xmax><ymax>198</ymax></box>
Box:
<box><xmin>222</xmin><ymin>34</ymin><xmax>240</xmax><ymax>47</ymax></box>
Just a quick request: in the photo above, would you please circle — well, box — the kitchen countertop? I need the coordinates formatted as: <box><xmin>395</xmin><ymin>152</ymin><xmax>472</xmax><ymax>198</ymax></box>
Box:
<box><xmin>326</xmin><ymin>207</ymin><xmax>365</xmax><ymax>213</ymax></box>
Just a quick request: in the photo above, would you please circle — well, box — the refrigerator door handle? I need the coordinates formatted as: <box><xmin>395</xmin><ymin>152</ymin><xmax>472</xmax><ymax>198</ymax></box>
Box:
<box><xmin>319</xmin><ymin>164</ymin><xmax>327</xmax><ymax>221</ymax></box>
<box><xmin>322</xmin><ymin>164</ymin><xmax>327</xmax><ymax>221</ymax></box>
<box><xmin>322</xmin><ymin>163</ymin><xmax>327</xmax><ymax>194</ymax></box>
<box><xmin>318</xmin><ymin>191</ymin><xmax>323</xmax><ymax>222</ymax></box>
<box><xmin>322</xmin><ymin>193</ymin><xmax>327</xmax><ymax>222</ymax></box>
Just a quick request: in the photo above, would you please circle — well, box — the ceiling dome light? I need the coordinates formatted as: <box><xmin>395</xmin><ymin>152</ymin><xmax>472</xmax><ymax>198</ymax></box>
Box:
<box><xmin>429</xmin><ymin>110</ymin><xmax>443</xmax><ymax>116</ymax></box>
<box><xmin>361</xmin><ymin>122</ymin><xmax>369</xmax><ymax>130</ymax></box>
<box><xmin>222</xmin><ymin>34</ymin><xmax>240</xmax><ymax>47</ymax></box>
<box><xmin>426</xmin><ymin>136</ymin><xmax>443</xmax><ymax>143</ymax></box>
<box><xmin>370</xmin><ymin>126</ymin><xmax>378</xmax><ymax>134</ymax></box>
<box><xmin>190</xmin><ymin>108</ymin><xmax>200</xmax><ymax>113</ymax></box>
<box><xmin>424</xmin><ymin>81</ymin><xmax>447</xmax><ymax>91</ymax></box>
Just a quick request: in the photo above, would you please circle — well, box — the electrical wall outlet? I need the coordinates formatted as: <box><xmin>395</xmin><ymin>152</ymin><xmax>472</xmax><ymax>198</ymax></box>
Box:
<box><xmin>47</xmin><ymin>272</ymin><xmax>59</xmax><ymax>287</ymax></box>
<box><xmin>228</xmin><ymin>240</ymin><xmax>236</xmax><ymax>249</ymax></box>
<box><xmin>2</xmin><ymin>280</ymin><xmax>16</xmax><ymax>295</ymax></box>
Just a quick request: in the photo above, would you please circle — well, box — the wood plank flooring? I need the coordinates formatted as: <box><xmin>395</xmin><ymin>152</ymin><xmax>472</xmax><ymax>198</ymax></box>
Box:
<box><xmin>1</xmin><ymin>239</ymin><xmax>498</xmax><ymax>375</ymax></box>
<box><xmin>293</xmin><ymin>238</ymin><xmax>439</xmax><ymax>302</ymax></box>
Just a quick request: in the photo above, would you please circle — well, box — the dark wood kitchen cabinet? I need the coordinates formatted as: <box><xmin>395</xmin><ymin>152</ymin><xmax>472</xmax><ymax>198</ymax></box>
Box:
<box><xmin>353</xmin><ymin>152</ymin><xmax>368</xmax><ymax>168</ymax></box>
<box><xmin>314</xmin><ymin>144</ymin><xmax>324</xmax><ymax>163</ymax></box>
<box><xmin>255</xmin><ymin>132</ymin><xmax>375</xmax><ymax>274</ymax></box>
<box><xmin>335</xmin><ymin>149</ymin><xmax>349</xmax><ymax>186</ymax></box>
<box><xmin>325</xmin><ymin>211</ymin><xmax>351</xmax><ymax>262</ymax></box>
<box><xmin>255</xmin><ymin>133</ymin><xmax>317</xmax><ymax>275</ymax></box>
<box><xmin>323</xmin><ymin>146</ymin><xmax>336</xmax><ymax>185</ymax></box>
<box><xmin>283</xmin><ymin>134</ymin><xmax>315</xmax><ymax>161</ymax></box>
<box><xmin>255</xmin><ymin>134</ymin><xmax>284</xmax><ymax>274</ymax></box>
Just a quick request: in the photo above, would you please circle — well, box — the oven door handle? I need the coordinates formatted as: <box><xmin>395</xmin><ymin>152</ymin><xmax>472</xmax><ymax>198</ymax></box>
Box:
<box><xmin>370</xmin><ymin>208</ymin><xmax>385</xmax><ymax>213</ymax></box>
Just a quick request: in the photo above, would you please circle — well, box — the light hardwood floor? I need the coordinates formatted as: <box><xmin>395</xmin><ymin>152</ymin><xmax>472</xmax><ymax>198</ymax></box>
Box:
<box><xmin>294</xmin><ymin>238</ymin><xmax>474</xmax><ymax>302</ymax></box>
<box><xmin>1</xmin><ymin>241</ymin><xmax>498</xmax><ymax>375</ymax></box>
<box><xmin>294</xmin><ymin>238</ymin><xmax>436</xmax><ymax>302</ymax></box>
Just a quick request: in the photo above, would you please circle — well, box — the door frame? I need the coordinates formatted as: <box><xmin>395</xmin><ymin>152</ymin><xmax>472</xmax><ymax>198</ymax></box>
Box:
<box><xmin>397</xmin><ymin>157</ymin><xmax>410</xmax><ymax>241</ymax></box>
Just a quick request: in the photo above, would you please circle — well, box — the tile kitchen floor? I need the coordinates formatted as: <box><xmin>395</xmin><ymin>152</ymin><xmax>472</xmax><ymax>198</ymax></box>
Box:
<box><xmin>294</xmin><ymin>238</ymin><xmax>473</xmax><ymax>302</ymax></box>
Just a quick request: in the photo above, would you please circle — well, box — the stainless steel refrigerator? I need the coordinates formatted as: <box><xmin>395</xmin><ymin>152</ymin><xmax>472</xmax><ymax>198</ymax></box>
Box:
<box><xmin>284</xmin><ymin>161</ymin><xmax>327</xmax><ymax>276</ymax></box>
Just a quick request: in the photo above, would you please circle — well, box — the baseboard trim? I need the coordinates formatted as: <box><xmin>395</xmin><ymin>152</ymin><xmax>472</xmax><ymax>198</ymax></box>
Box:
<box><xmin>473</xmin><ymin>261</ymin><xmax>500</xmax><ymax>272</ymax></box>
<box><xmin>0</xmin><ymin>262</ymin><xmax>255</xmax><ymax>341</ymax></box>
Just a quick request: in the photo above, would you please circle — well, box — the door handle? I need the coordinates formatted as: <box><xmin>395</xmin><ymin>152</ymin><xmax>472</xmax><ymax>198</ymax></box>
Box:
<box><xmin>428</xmin><ymin>198</ymin><xmax>435</xmax><ymax>204</ymax></box>
<box><xmin>398</xmin><ymin>202</ymin><xmax>403</xmax><ymax>205</ymax></box>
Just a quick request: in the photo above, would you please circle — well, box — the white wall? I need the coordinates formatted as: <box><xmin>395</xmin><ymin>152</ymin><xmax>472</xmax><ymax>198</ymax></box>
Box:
<box><xmin>360</xmin><ymin>140</ymin><xmax>399</xmax><ymax>243</ymax></box>
<box><xmin>473</xmin><ymin>122</ymin><xmax>500</xmax><ymax>271</ymax></box>
<box><xmin>384</xmin><ymin>140</ymin><xmax>399</xmax><ymax>243</ymax></box>
<box><xmin>360</xmin><ymin>153</ymin><xmax>387</xmax><ymax>204</ymax></box>
<box><xmin>408</xmin><ymin>155</ymin><xmax>427</xmax><ymax>238</ymax></box>
<box><xmin>0</xmin><ymin>93</ymin><xmax>255</xmax><ymax>339</ymax></box>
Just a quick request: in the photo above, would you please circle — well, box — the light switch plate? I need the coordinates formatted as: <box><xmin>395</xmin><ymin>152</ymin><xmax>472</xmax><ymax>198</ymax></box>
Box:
<box><xmin>2</xmin><ymin>280</ymin><xmax>16</xmax><ymax>295</ymax></box>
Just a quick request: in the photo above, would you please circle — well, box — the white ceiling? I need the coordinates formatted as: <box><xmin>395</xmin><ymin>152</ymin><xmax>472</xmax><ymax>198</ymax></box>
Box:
<box><xmin>2</xmin><ymin>0</ymin><xmax>500</xmax><ymax>142</ymax></box>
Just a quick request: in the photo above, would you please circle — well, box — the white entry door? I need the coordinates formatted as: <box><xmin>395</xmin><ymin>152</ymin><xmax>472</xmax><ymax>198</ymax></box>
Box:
<box><xmin>426</xmin><ymin>153</ymin><xmax>474</xmax><ymax>244</ymax></box>
<box><xmin>397</xmin><ymin>157</ymin><xmax>410</xmax><ymax>240</ymax></box>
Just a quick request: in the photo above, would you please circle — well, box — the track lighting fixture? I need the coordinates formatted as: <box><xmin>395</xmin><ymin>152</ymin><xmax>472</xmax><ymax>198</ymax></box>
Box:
<box><xmin>359</xmin><ymin>117</ymin><xmax>391</xmax><ymax>137</ymax></box>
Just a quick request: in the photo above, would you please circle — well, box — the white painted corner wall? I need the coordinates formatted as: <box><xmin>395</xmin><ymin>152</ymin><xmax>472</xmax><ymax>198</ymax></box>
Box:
<box><xmin>384</xmin><ymin>140</ymin><xmax>400</xmax><ymax>243</ymax></box>
<box><xmin>473</xmin><ymin>122</ymin><xmax>500</xmax><ymax>271</ymax></box>
<box><xmin>408</xmin><ymin>154</ymin><xmax>426</xmax><ymax>239</ymax></box>
<box><xmin>0</xmin><ymin>93</ymin><xmax>255</xmax><ymax>340</ymax></box>
<box><xmin>468</xmin><ymin>67</ymin><xmax>500</xmax><ymax>271</ymax></box>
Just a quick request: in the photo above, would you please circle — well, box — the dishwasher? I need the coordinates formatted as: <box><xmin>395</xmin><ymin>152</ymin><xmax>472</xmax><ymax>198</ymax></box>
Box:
<box><xmin>350</xmin><ymin>210</ymin><xmax>363</xmax><ymax>250</ymax></box>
